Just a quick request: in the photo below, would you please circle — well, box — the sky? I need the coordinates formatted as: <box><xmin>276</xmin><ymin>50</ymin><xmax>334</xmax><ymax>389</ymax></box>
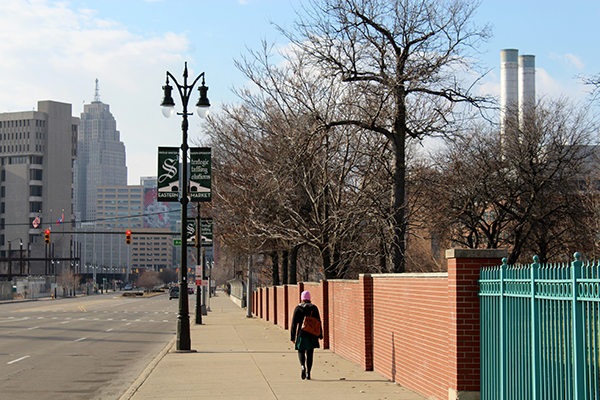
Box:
<box><xmin>0</xmin><ymin>0</ymin><xmax>598</xmax><ymax>185</ymax></box>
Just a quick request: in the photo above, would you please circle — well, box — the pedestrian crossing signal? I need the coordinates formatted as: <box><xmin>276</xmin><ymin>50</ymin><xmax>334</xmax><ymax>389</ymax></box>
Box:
<box><xmin>44</xmin><ymin>229</ymin><xmax>50</xmax><ymax>244</ymax></box>
<box><xmin>125</xmin><ymin>230</ymin><xmax>131</xmax><ymax>245</ymax></box>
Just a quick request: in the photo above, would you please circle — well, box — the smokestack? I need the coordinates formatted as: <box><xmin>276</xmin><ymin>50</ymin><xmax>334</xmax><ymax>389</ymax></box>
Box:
<box><xmin>500</xmin><ymin>49</ymin><xmax>519</xmax><ymax>136</ymax></box>
<box><xmin>518</xmin><ymin>55</ymin><xmax>536</xmax><ymax>128</ymax></box>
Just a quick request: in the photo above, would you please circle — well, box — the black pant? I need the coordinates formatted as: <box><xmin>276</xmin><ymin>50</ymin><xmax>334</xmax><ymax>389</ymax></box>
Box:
<box><xmin>298</xmin><ymin>348</ymin><xmax>314</xmax><ymax>372</ymax></box>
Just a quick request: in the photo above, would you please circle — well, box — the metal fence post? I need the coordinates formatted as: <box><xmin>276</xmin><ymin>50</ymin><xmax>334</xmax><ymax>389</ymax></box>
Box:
<box><xmin>572</xmin><ymin>252</ymin><xmax>584</xmax><ymax>399</ymax></box>
<box><xmin>531</xmin><ymin>256</ymin><xmax>540</xmax><ymax>400</ymax></box>
<box><xmin>500</xmin><ymin>258</ymin><xmax>506</xmax><ymax>400</ymax></box>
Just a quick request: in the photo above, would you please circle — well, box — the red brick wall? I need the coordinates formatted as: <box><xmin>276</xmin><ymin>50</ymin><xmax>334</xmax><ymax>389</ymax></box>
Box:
<box><xmin>287</xmin><ymin>284</ymin><xmax>301</xmax><ymax>329</ymax></box>
<box><xmin>372</xmin><ymin>274</ymin><xmax>449</xmax><ymax>400</ymax></box>
<box><xmin>276</xmin><ymin>286</ymin><xmax>289</xmax><ymax>329</ymax></box>
<box><xmin>267</xmin><ymin>287</ymin><xmax>275</xmax><ymax>323</ymax></box>
<box><xmin>328</xmin><ymin>280</ymin><xmax>367</xmax><ymax>368</ymax></box>
<box><xmin>447</xmin><ymin>250</ymin><xmax>504</xmax><ymax>394</ymax></box>
<box><xmin>249</xmin><ymin>249</ymin><xmax>506</xmax><ymax>400</ymax></box>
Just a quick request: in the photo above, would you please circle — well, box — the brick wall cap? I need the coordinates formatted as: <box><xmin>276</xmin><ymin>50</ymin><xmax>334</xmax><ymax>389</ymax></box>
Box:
<box><xmin>301</xmin><ymin>282</ymin><xmax>321</xmax><ymax>287</ymax></box>
<box><xmin>445</xmin><ymin>248</ymin><xmax>508</xmax><ymax>259</ymax></box>
<box><xmin>372</xmin><ymin>273</ymin><xmax>448</xmax><ymax>279</ymax></box>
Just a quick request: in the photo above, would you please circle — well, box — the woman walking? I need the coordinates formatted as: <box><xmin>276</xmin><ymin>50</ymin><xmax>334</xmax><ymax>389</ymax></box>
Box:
<box><xmin>290</xmin><ymin>290</ymin><xmax>323</xmax><ymax>380</ymax></box>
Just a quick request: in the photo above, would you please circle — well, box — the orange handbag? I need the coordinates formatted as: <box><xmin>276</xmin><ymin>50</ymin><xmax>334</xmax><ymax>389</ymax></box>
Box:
<box><xmin>301</xmin><ymin>310</ymin><xmax>321</xmax><ymax>336</ymax></box>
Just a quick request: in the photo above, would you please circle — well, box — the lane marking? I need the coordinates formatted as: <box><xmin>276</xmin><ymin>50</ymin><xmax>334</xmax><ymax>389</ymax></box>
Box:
<box><xmin>27</xmin><ymin>326</ymin><xmax>39</xmax><ymax>330</ymax></box>
<box><xmin>61</xmin><ymin>321</ymin><xmax>70</xmax><ymax>324</ymax></box>
<box><xmin>74</xmin><ymin>337</ymin><xmax>86</xmax><ymax>342</ymax></box>
<box><xmin>7</xmin><ymin>356</ymin><xmax>29</xmax><ymax>365</ymax></box>
<box><xmin>0</xmin><ymin>317</ymin><xmax>30</xmax><ymax>324</ymax></box>
<box><xmin>106</xmin><ymin>329</ymin><xmax>113</xmax><ymax>332</ymax></box>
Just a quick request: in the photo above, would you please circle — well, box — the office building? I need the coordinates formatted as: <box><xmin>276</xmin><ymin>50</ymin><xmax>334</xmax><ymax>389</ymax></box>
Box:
<box><xmin>0</xmin><ymin>100</ymin><xmax>78</xmax><ymax>270</ymax></box>
<box><xmin>74</xmin><ymin>81</ymin><xmax>127</xmax><ymax>225</ymax></box>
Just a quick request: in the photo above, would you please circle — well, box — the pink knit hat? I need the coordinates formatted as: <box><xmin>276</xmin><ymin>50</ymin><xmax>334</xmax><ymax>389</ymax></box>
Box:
<box><xmin>301</xmin><ymin>291</ymin><xmax>311</xmax><ymax>301</ymax></box>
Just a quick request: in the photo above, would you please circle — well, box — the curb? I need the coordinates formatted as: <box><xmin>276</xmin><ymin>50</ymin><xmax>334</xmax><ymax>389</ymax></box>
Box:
<box><xmin>118</xmin><ymin>334</ymin><xmax>177</xmax><ymax>400</ymax></box>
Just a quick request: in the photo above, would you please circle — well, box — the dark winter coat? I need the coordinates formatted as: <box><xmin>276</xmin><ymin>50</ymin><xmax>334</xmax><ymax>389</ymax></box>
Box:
<box><xmin>290</xmin><ymin>301</ymin><xmax>323</xmax><ymax>341</ymax></box>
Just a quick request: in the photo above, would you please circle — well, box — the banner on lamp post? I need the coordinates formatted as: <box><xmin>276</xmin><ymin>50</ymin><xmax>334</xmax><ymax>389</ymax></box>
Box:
<box><xmin>186</xmin><ymin>220</ymin><xmax>196</xmax><ymax>246</ymax></box>
<box><xmin>190</xmin><ymin>147</ymin><xmax>211</xmax><ymax>202</ymax></box>
<box><xmin>157</xmin><ymin>147</ymin><xmax>180</xmax><ymax>202</ymax></box>
<box><xmin>201</xmin><ymin>218</ymin><xmax>213</xmax><ymax>247</ymax></box>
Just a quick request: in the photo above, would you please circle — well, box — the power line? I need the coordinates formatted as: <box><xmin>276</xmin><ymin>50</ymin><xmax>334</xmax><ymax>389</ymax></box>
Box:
<box><xmin>5</xmin><ymin>208</ymin><xmax>183</xmax><ymax>229</ymax></box>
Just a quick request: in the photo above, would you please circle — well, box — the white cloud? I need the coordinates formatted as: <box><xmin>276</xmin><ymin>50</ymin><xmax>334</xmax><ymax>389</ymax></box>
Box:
<box><xmin>536</xmin><ymin>68</ymin><xmax>586</xmax><ymax>100</ymax></box>
<box><xmin>549</xmin><ymin>52</ymin><xmax>586</xmax><ymax>70</ymax></box>
<box><xmin>0</xmin><ymin>0</ymin><xmax>198</xmax><ymax>184</ymax></box>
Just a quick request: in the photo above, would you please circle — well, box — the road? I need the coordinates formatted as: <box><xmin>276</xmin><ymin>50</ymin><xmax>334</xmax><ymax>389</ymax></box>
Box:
<box><xmin>0</xmin><ymin>292</ymin><xmax>186</xmax><ymax>400</ymax></box>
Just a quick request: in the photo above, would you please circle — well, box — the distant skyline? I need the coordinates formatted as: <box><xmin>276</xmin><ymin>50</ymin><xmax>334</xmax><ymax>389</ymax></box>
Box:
<box><xmin>0</xmin><ymin>0</ymin><xmax>598</xmax><ymax>184</ymax></box>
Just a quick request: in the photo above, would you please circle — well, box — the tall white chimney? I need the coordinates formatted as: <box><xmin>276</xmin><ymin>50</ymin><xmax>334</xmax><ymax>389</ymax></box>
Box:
<box><xmin>500</xmin><ymin>49</ymin><xmax>519</xmax><ymax>137</ymax></box>
<box><xmin>518</xmin><ymin>54</ymin><xmax>536</xmax><ymax>128</ymax></box>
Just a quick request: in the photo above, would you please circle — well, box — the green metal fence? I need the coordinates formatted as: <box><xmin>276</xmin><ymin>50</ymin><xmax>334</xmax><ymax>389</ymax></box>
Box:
<box><xmin>480</xmin><ymin>253</ymin><xmax>600</xmax><ymax>399</ymax></box>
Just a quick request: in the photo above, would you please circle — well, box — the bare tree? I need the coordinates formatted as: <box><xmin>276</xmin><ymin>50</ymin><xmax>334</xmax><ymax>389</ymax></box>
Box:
<box><xmin>210</xmin><ymin>46</ymin><xmax>391</xmax><ymax>279</ymax></box>
<box><xmin>275</xmin><ymin>0</ymin><xmax>492</xmax><ymax>272</ymax></box>
<box><xmin>137</xmin><ymin>271</ymin><xmax>160</xmax><ymax>293</ymax></box>
<box><xmin>158</xmin><ymin>268</ymin><xmax>177</xmax><ymax>285</ymax></box>
<box><xmin>581</xmin><ymin>73</ymin><xmax>600</xmax><ymax>103</ymax></box>
<box><xmin>428</xmin><ymin>98</ymin><xmax>597</xmax><ymax>264</ymax></box>
<box><xmin>57</xmin><ymin>269</ymin><xmax>79</xmax><ymax>297</ymax></box>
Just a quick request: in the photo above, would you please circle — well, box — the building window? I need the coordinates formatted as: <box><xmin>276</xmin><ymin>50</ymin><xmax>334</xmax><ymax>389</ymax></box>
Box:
<box><xmin>30</xmin><ymin>186</ymin><xmax>42</xmax><ymax>196</ymax></box>
<box><xmin>30</xmin><ymin>169</ymin><xmax>42</xmax><ymax>180</ymax></box>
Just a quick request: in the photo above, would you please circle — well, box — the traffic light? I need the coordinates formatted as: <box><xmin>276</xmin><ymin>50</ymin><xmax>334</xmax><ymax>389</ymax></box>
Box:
<box><xmin>125</xmin><ymin>230</ymin><xmax>131</xmax><ymax>245</ymax></box>
<box><xmin>44</xmin><ymin>229</ymin><xmax>50</xmax><ymax>244</ymax></box>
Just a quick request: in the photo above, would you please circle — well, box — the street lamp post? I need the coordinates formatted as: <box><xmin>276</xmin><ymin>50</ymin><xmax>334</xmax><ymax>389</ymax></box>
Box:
<box><xmin>161</xmin><ymin>62</ymin><xmax>210</xmax><ymax>351</ymax></box>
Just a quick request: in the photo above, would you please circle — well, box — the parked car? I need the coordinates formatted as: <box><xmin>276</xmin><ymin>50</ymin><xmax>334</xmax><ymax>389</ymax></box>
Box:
<box><xmin>124</xmin><ymin>284</ymin><xmax>132</xmax><ymax>290</ymax></box>
<box><xmin>169</xmin><ymin>287</ymin><xmax>179</xmax><ymax>300</ymax></box>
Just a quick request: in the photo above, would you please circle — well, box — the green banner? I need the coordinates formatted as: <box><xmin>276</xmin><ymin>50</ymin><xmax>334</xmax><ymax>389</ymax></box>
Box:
<box><xmin>190</xmin><ymin>147</ymin><xmax>211</xmax><ymax>202</ymax></box>
<box><xmin>157</xmin><ymin>147</ymin><xmax>179</xmax><ymax>202</ymax></box>
<box><xmin>186</xmin><ymin>220</ymin><xmax>196</xmax><ymax>245</ymax></box>
<box><xmin>201</xmin><ymin>218</ymin><xmax>213</xmax><ymax>247</ymax></box>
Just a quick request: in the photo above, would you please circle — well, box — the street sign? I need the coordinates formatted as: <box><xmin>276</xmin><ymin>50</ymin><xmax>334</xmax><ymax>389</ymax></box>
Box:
<box><xmin>174</xmin><ymin>239</ymin><xmax>181</xmax><ymax>246</ymax></box>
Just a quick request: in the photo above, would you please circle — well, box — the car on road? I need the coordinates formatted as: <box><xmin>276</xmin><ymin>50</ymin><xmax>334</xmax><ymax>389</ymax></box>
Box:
<box><xmin>188</xmin><ymin>287</ymin><xmax>194</xmax><ymax>295</ymax></box>
<box><xmin>124</xmin><ymin>284</ymin><xmax>132</xmax><ymax>290</ymax></box>
<box><xmin>169</xmin><ymin>286</ymin><xmax>179</xmax><ymax>300</ymax></box>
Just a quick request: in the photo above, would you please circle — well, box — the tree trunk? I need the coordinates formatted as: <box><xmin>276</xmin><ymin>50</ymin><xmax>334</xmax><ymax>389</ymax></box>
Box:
<box><xmin>289</xmin><ymin>245</ymin><xmax>299</xmax><ymax>285</ymax></box>
<box><xmin>270</xmin><ymin>251</ymin><xmax>280</xmax><ymax>286</ymax></box>
<box><xmin>282</xmin><ymin>249</ymin><xmax>289</xmax><ymax>284</ymax></box>
<box><xmin>391</xmin><ymin>97</ymin><xmax>407</xmax><ymax>273</ymax></box>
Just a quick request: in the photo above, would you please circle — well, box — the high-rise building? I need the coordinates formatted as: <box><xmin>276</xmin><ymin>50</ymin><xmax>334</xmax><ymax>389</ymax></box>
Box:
<box><xmin>0</xmin><ymin>100</ymin><xmax>78</xmax><ymax>269</ymax></box>
<box><xmin>74</xmin><ymin>80</ymin><xmax>127</xmax><ymax>225</ymax></box>
<box><xmin>75</xmin><ymin>185</ymin><xmax>143</xmax><ymax>280</ymax></box>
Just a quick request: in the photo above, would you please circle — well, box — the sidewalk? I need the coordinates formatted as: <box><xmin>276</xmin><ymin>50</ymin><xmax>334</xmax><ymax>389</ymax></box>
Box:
<box><xmin>121</xmin><ymin>293</ymin><xmax>427</xmax><ymax>400</ymax></box>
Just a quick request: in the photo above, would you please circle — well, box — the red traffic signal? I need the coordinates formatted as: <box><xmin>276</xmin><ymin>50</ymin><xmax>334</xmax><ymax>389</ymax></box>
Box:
<box><xmin>125</xmin><ymin>230</ymin><xmax>132</xmax><ymax>245</ymax></box>
<box><xmin>44</xmin><ymin>229</ymin><xmax>50</xmax><ymax>244</ymax></box>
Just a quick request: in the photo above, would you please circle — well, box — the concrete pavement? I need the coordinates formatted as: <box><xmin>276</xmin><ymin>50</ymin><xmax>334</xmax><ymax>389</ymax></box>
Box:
<box><xmin>120</xmin><ymin>293</ymin><xmax>427</xmax><ymax>400</ymax></box>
